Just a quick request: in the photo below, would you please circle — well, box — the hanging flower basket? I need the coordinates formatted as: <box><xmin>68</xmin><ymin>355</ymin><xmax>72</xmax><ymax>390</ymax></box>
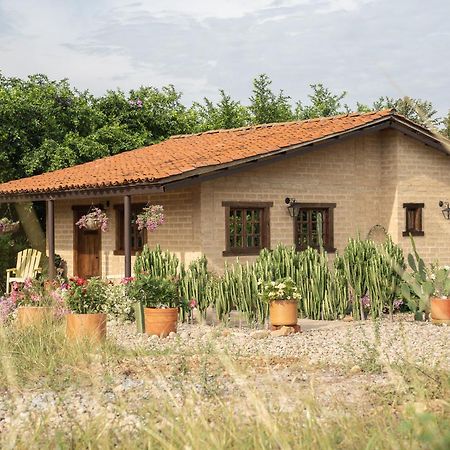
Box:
<box><xmin>136</xmin><ymin>205</ymin><xmax>165</xmax><ymax>232</ymax></box>
<box><xmin>76</xmin><ymin>208</ymin><xmax>109</xmax><ymax>232</ymax></box>
<box><xmin>0</xmin><ymin>218</ymin><xmax>20</xmax><ymax>235</ymax></box>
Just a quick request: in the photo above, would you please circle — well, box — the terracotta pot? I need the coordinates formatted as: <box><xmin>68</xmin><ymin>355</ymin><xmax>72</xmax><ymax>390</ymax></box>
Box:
<box><xmin>144</xmin><ymin>307</ymin><xmax>178</xmax><ymax>337</ymax></box>
<box><xmin>269</xmin><ymin>300</ymin><xmax>298</xmax><ymax>327</ymax></box>
<box><xmin>66</xmin><ymin>313</ymin><xmax>107</xmax><ymax>342</ymax></box>
<box><xmin>430</xmin><ymin>297</ymin><xmax>450</xmax><ymax>325</ymax></box>
<box><xmin>18</xmin><ymin>306</ymin><xmax>54</xmax><ymax>328</ymax></box>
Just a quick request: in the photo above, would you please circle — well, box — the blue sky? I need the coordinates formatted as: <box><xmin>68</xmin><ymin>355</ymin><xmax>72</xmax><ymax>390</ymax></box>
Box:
<box><xmin>0</xmin><ymin>0</ymin><xmax>449</xmax><ymax>116</ymax></box>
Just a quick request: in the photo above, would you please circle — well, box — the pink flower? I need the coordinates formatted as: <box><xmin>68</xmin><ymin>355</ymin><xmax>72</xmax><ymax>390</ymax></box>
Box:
<box><xmin>189</xmin><ymin>299</ymin><xmax>197</xmax><ymax>309</ymax></box>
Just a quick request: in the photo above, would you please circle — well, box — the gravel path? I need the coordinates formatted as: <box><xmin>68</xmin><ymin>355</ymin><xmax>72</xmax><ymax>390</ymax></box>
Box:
<box><xmin>108</xmin><ymin>317</ymin><xmax>450</xmax><ymax>369</ymax></box>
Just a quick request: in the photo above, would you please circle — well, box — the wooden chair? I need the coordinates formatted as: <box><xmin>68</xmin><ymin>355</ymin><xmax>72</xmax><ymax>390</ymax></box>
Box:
<box><xmin>6</xmin><ymin>249</ymin><xmax>42</xmax><ymax>294</ymax></box>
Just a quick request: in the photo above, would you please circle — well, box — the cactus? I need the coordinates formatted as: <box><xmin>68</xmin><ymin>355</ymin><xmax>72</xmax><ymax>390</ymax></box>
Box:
<box><xmin>400</xmin><ymin>235</ymin><xmax>432</xmax><ymax>314</ymax></box>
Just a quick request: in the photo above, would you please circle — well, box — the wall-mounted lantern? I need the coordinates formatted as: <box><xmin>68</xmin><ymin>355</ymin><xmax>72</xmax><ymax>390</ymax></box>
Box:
<box><xmin>439</xmin><ymin>201</ymin><xmax>450</xmax><ymax>220</ymax></box>
<box><xmin>285</xmin><ymin>197</ymin><xmax>300</xmax><ymax>218</ymax></box>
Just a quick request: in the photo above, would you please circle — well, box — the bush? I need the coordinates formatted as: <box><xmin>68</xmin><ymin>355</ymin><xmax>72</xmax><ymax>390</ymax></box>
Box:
<box><xmin>103</xmin><ymin>282</ymin><xmax>135</xmax><ymax>322</ymax></box>
<box><xmin>126</xmin><ymin>275</ymin><xmax>179</xmax><ymax>308</ymax></box>
<box><xmin>64</xmin><ymin>277</ymin><xmax>108</xmax><ymax>314</ymax></box>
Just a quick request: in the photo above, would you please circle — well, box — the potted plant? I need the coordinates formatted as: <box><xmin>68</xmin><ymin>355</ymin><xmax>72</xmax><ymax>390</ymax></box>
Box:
<box><xmin>0</xmin><ymin>218</ymin><xmax>19</xmax><ymax>235</ymax></box>
<box><xmin>76</xmin><ymin>207</ymin><xmax>109</xmax><ymax>232</ymax></box>
<box><xmin>13</xmin><ymin>278</ymin><xmax>55</xmax><ymax>328</ymax></box>
<box><xmin>64</xmin><ymin>277</ymin><xmax>108</xmax><ymax>341</ymax></box>
<box><xmin>259</xmin><ymin>277</ymin><xmax>301</xmax><ymax>328</ymax></box>
<box><xmin>126</xmin><ymin>275</ymin><xmax>179</xmax><ymax>337</ymax></box>
<box><xmin>135</xmin><ymin>205</ymin><xmax>164</xmax><ymax>231</ymax></box>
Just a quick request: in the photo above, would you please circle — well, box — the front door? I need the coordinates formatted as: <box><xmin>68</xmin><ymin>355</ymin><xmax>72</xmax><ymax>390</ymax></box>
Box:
<box><xmin>74</xmin><ymin>209</ymin><xmax>101</xmax><ymax>278</ymax></box>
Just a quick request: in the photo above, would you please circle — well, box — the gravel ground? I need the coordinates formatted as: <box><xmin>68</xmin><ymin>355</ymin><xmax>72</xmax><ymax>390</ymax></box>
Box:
<box><xmin>0</xmin><ymin>316</ymin><xmax>448</xmax><ymax>439</ymax></box>
<box><xmin>108</xmin><ymin>316</ymin><xmax>450</xmax><ymax>369</ymax></box>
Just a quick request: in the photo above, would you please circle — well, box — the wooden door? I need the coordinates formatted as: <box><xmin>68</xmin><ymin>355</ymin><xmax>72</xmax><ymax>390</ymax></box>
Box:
<box><xmin>74</xmin><ymin>210</ymin><xmax>101</xmax><ymax>278</ymax></box>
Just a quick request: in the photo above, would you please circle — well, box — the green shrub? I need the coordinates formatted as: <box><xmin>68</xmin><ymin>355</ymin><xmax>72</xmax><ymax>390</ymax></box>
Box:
<box><xmin>126</xmin><ymin>275</ymin><xmax>179</xmax><ymax>308</ymax></box>
<box><xmin>64</xmin><ymin>277</ymin><xmax>108</xmax><ymax>314</ymax></box>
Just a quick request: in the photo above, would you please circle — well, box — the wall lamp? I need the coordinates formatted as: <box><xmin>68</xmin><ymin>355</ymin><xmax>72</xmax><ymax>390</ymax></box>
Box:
<box><xmin>439</xmin><ymin>201</ymin><xmax>450</xmax><ymax>220</ymax></box>
<box><xmin>285</xmin><ymin>197</ymin><xmax>300</xmax><ymax>218</ymax></box>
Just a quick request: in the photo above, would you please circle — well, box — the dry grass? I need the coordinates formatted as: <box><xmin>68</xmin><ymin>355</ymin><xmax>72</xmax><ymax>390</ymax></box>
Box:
<box><xmin>0</xmin><ymin>320</ymin><xmax>449</xmax><ymax>449</ymax></box>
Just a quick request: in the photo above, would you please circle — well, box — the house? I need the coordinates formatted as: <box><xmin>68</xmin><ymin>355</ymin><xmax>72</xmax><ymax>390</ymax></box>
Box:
<box><xmin>0</xmin><ymin>109</ymin><xmax>449</xmax><ymax>280</ymax></box>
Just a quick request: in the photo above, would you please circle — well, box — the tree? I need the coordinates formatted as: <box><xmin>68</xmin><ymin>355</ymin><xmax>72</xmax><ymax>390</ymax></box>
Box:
<box><xmin>192</xmin><ymin>90</ymin><xmax>250</xmax><ymax>131</ymax></box>
<box><xmin>249</xmin><ymin>74</ymin><xmax>293</xmax><ymax>124</ymax></box>
<box><xmin>295</xmin><ymin>84</ymin><xmax>348</xmax><ymax>119</ymax></box>
<box><xmin>372</xmin><ymin>96</ymin><xmax>439</xmax><ymax>128</ymax></box>
<box><xmin>441</xmin><ymin>111</ymin><xmax>450</xmax><ymax>139</ymax></box>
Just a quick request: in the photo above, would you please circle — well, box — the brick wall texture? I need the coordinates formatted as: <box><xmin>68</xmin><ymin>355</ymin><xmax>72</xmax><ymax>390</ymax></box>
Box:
<box><xmin>53</xmin><ymin>129</ymin><xmax>450</xmax><ymax>277</ymax></box>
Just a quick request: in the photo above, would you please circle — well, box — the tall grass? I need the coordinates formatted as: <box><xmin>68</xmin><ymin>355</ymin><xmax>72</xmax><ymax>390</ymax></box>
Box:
<box><xmin>0</xmin><ymin>321</ymin><xmax>448</xmax><ymax>449</ymax></box>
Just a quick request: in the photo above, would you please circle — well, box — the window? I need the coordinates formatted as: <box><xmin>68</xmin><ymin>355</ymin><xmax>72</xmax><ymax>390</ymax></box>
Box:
<box><xmin>222</xmin><ymin>202</ymin><xmax>272</xmax><ymax>256</ymax></box>
<box><xmin>294</xmin><ymin>203</ymin><xmax>335</xmax><ymax>252</ymax></box>
<box><xmin>403</xmin><ymin>203</ymin><xmax>424</xmax><ymax>236</ymax></box>
<box><xmin>114</xmin><ymin>204</ymin><xmax>146</xmax><ymax>254</ymax></box>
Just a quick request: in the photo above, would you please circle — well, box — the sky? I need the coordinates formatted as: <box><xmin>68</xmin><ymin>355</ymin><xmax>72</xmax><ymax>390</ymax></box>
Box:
<box><xmin>0</xmin><ymin>0</ymin><xmax>449</xmax><ymax>116</ymax></box>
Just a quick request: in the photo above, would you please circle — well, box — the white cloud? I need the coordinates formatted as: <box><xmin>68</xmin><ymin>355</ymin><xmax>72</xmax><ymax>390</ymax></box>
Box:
<box><xmin>0</xmin><ymin>0</ymin><xmax>448</xmax><ymax>116</ymax></box>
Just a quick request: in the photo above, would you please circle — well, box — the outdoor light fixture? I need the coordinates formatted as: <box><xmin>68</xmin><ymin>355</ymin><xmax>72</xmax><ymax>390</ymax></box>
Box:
<box><xmin>439</xmin><ymin>200</ymin><xmax>450</xmax><ymax>220</ymax></box>
<box><xmin>285</xmin><ymin>197</ymin><xmax>300</xmax><ymax>218</ymax></box>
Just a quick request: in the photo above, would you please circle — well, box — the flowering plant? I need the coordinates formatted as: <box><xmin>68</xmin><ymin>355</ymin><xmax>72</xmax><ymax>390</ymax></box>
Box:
<box><xmin>103</xmin><ymin>282</ymin><xmax>135</xmax><ymax>322</ymax></box>
<box><xmin>12</xmin><ymin>278</ymin><xmax>55</xmax><ymax>307</ymax></box>
<box><xmin>76</xmin><ymin>208</ymin><xmax>108</xmax><ymax>232</ymax></box>
<box><xmin>0</xmin><ymin>279</ymin><xmax>68</xmax><ymax>323</ymax></box>
<box><xmin>0</xmin><ymin>217</ymin><xmax>19</xmax><ymax>234</ymax></box>
<box><xmin>64</xmin><ymin>277</ymin><xmax>109</xmax><ymax>314</ymax></box>
<box><xmin>135</xmin><ymin>205</ymin><xmax>164</xmax><ymax>232</ymax></box>
<box><xmin>259</xmin><ymin>277</ymin><xmax>301</xmax><ymax>303</ymax></box>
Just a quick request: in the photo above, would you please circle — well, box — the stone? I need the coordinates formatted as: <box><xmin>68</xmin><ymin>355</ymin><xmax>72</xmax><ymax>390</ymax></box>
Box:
<box><xmin>270</xmin><ymin>326</ymin><xmax>294</xmax><ymax>337</ymax></box>
<box><xmin>250</xmin><ymin>330</ymin><xmax>270</xmax><ymax>339</ymax></box>
<box><xmin>149</xmin><ymin>334</ymin><xmax>159</xmax><ymax>341</ymax></box>
<box><xmin>168</xmin><ymin>331</ymin><xmax>177</xmax><ymax>339</ymax></box>
<box><xmin>349</xmin><ymin>365</ymin><xmax>362</xmax><ymax>374</ymax></box>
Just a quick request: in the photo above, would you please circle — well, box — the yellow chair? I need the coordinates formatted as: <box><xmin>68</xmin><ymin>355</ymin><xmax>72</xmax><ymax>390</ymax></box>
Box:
<box><xmin>6</xmin><ymin>249</ymin><xmax>42</xmax><ymax>294</ymax></box>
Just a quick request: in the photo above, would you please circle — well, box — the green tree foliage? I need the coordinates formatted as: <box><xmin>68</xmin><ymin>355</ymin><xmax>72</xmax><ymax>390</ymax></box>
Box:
<box><xmin>295</xmin><ymin>84</ymin><xmax>348</xmax><ymax>119</ymax></box>
<box><xmin>367</xmin><ymin>96</ymin><xmax>439</xmax><ymax>127</ymax></box>
<box><xmin>192</xmin><ymin>90</ymin><xmax>250</xmax><ymax>131</ymax></box>
<box><xmin>441</xmin><ymin>111</ymin><xmax>450</xmax><ymax>139</ymax></box>
<box><xmin>0</xmin><ymin>74</ymin><xmax>194</xmax><ymax>182</ymax></box>
<box><xmin>249</xmin><ymin>74</ymin><xmax>294</xmax><ymax>124</ymax></box>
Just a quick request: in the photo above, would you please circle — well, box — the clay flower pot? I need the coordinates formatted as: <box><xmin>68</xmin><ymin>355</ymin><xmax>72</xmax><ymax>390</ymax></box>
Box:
<box><xmin>144</xmin><ymin>307</ymin><xmax>178</xmax><ymax>337</ymax></box>
<box><xmin>66</xmin><ymin>313</ymin><xmax>107</xmax><ymax>342</ymax></box>
<box><xmin>430</xmin><ymin>297</ymin><xmax>450</xmax><ymax>325</ymax></box>
<box><xmin>269</xmin><ymin>300</ymin><xmax>298</xmax><ymax>327</ymax></box>
<box><xmin>18</xmin><ymin>306</ymin><xmax>54</xmax><ymax>328</ymax></box>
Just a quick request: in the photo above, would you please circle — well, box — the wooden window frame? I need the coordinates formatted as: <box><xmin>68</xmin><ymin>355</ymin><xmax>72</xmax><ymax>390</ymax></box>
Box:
<box><xmin>114</xmin><ymin>203</ymin><xmax>147</xmax><ymax>255</ymax></box>
<box><xmin>294</xmin><ymin>203</ymin><xmax>336</xmax><ymax>253</ymax></box>
<box><xmin>402</xmin><ymin>203</ymin><xmax>424</xmax><ymax>237</ymax></box>
<box><xmin>222</xmin><ymin>201</ymin><xmax>272</xmax><ymax>256</ymax></box>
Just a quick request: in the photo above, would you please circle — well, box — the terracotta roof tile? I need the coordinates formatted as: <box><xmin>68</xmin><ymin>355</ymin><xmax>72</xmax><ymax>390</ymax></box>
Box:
<box><xmin>0</xmin><ymin>110</ymin><xmax>394</xmax><ymax>195</ymax></box>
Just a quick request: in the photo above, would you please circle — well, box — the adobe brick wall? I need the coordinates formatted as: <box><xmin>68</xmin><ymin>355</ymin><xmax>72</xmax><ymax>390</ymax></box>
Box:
<box><xmin>200</xmin><ymin>129</ymin><xmax>450</xmax><ymax>271</ymax></box>
<box><xmin>53</xmin><ymin>187</ymin><xmax>202</xmax><ymax>278</ymax></box>
<box><xmin>52</xmin><ymin>128</ymin><xmax>450</xmax><ymax>277</ymax></box>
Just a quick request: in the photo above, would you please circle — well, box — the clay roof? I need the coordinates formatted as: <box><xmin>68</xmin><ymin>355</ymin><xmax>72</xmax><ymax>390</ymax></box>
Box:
<box><xmin>0</xmin><ymin>109</ymin><xmax>441</xmax><ymax>198</ymax></box>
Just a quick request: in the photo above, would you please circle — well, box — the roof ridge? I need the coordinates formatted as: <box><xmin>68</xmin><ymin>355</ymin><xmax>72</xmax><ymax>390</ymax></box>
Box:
<box><xmin>169</xmin><ymin>109</ymin><xmax>394</xmax><ymax>139</ymax></box>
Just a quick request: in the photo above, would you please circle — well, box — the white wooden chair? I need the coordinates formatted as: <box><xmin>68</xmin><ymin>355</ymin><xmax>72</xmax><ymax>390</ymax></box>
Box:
<box><xmin>5</xmin><ymin>249</ymin><xmax>42</xmax><ymax>294</ymax></box>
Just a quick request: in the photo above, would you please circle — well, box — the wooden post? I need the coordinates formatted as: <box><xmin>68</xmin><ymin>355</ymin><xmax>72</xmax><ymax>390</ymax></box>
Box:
<box><xmin>47</xmin><ymin>199</ymin><xmax>56</xmax><ymax>280</ymax></box>
<box><xmin>124</xmin><ymin>195</ymin><xmax>144</xmax><ymax>332</ymax></box>
<box><xmin>124</xmin><ymin>195</ymin><xmax>132</xmax><ymax>278</ymax></box>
